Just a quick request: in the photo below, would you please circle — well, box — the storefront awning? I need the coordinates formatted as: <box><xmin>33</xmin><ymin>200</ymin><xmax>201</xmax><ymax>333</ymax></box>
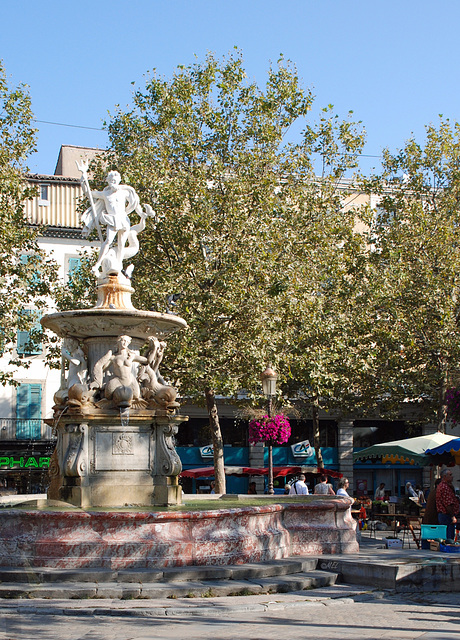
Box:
<box><xmin>180</xmin><ymin>466</ymin><xmax>342</xmax><ymax>479</ymax></box>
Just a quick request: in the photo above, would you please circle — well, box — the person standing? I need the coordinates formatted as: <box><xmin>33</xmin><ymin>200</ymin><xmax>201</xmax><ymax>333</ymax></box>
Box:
<box><xmin>374</xmin><ymin>482</ymin><xmax>386</xmax><ymax>500</ymax></box>
<box><xmin>422</xmin><ymin>478</ymin><xmax>441</xmax><ymax>525</ymax></box>
<box><xmin>436</xmin><ymin>468</ymin><xmax>460</xmax><ymax>539</ymax></box>
<box><xmin>405</xmin><ymin>481</ymin><xmax>418</xmax><ymax>498</ymax></box>
<box><xmin>289</xmin><ymin>474</ymin><xmax>309</xmax><ymax>495</ymax></box>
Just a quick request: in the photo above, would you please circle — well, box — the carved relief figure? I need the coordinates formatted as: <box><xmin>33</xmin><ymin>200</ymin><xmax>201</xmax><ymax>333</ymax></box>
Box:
<box><xmin>77</xmin><ymin>160</ymin><xmax>154</xmax><ymax>278</ymax></box>
<box><xmin>139</xmin><ymin>336</ymin><xmax>179</xmax><ymax>411</ymax></box>
<box><xmin>92</xmin><ymin>334</ymin><xmax>147</xmax><ymax>408</ymax></box>
<box><xmin>53</xmin><ymin>338</ymin><xmax>90</xmax><ymax>414</ymax></box>
<box><xmin>62</xmin><ymin>338</ymin><xmax>88</xmax><ymax>389</ymax></box>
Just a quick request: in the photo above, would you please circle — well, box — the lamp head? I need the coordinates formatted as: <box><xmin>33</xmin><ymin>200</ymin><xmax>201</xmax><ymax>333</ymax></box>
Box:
<box><xmin>261</xmin><ymin>366</ymin><xmax>278</xmax><ymax>397</ymax></box>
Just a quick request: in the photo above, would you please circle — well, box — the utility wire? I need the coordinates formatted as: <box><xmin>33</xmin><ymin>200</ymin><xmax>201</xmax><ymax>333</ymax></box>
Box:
<box><xmin>33</xmin><ymin>119</ymin><xmax>105</xmax><ymax>132</ymax></box>
<box><xmin>32</xmin><ymin>118</ymin><xmax>383</xmax><ymax>159</ymax></box>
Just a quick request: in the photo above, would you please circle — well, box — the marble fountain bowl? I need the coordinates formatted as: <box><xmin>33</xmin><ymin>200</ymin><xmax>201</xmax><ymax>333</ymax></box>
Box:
<box><xmin>41</xmin><ymin>307</ymin><xmax>188</xmax><ymax>342</ymax></box>
<box><xmin>0</xmin><ymin>496</ymin><xmax>358</xmax><ymax>569</ymax></box>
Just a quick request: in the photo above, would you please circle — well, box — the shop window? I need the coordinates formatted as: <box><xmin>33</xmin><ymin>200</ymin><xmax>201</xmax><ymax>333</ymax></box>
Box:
<box><xmin>16</xmin><ymin>383</ymin><xmax>42</xmax><ymax>439</ymax></box>
<box><xmin>174</xmin><ymin>417</ymin><xmax>249</xmax><ymax>447</ymax></box>
<box><xmin>289</xmin><ymin>419</ymin><xmax>337</xmax><ymax>448</ymax></box>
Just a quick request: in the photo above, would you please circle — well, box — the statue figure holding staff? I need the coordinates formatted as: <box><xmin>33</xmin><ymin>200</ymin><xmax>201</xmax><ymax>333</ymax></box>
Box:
<box><xmin>77</xmin><ymin>160</ymin><xmax>154</xmax><ymax>278</ymax></box>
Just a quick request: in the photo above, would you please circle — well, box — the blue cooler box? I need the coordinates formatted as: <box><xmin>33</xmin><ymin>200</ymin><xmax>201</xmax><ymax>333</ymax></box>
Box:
<box><xmin>421</xmin><ymin>524</ymin><xmax>447</xmax><ymax>539</ymax></box>
<box><xmin>421</xmin><ymin>524</ymin><xmax>447</xmax><ymax>548</ymax></box>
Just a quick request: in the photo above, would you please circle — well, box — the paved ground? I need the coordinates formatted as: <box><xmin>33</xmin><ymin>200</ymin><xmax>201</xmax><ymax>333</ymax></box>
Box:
<box><xmin>1</xmin><ymin>590</ymin><xmax>459</xmax><ymax>640</ymax></box>
<box><xmin>1</xmin><ymin>531</ymin><xmax>459</xmax><ymax>640</ymax></box>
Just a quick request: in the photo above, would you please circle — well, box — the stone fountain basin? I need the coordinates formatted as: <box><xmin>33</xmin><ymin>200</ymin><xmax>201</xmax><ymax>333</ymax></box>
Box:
<box><xmin>0</xmin><ymin>497</ymin><xmax>357</xmax><ymax>569</ymax></box>
<box><xmin>41</xmin><ymin>308</ymin><xmax>187</xmax><ymax>341</ymax></box>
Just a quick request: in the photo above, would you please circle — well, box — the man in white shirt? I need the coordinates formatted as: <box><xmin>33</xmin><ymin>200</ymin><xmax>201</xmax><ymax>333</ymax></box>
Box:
<box><xmin>289</xmin><ymin>474</ymin><xmax>309</xmax><ymax>495</ymax></box>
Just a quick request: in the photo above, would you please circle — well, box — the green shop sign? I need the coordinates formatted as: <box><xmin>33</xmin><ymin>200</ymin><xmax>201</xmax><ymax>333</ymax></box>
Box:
<box><xmin>0</xmin><ymin>456</ymin><xmax>51</xmax><ymax>470</ymax></box>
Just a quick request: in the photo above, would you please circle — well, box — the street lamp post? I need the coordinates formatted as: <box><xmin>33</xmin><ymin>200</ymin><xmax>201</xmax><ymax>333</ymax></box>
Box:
<box><xmin>261</xmin><ymin>366</ymin><xmax>278</xmax><ymax>496</ymax></box>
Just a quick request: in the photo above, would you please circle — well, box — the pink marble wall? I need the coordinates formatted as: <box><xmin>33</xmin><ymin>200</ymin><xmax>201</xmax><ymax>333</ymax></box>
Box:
<box><xmin>0</xmin><ymin>499</ymin><xmax>358</xmax><ymax>569</ymax></box>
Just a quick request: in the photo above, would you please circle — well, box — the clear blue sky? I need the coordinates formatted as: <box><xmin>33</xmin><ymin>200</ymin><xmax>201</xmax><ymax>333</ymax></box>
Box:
<box><xmin>3</xmin><ymin>0</ymin><xmax>460</xmax><ymax>175</ymax></box>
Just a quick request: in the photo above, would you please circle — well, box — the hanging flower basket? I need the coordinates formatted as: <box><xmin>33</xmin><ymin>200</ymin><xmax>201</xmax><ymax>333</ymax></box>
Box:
<box><xmin>248</xmin><ymin>414</ymin><xmax>291</xmax><ymax>445</ymax></box>
<box><xmin>446</xmin><ymin>387</ymin><xmax>460</xmax><ymax>424</ymax></box>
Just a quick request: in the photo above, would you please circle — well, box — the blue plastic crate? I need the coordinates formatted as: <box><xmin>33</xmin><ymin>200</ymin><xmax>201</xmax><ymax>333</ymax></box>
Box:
<box><xmin>440</xmin><ymin>543</ymin><xmax>460</xmax><ymax>553</ymax></box>
<box><xmin>421</xmin><ymin>524</ymin><xmax>447</xmax><ymax>540</ymax></box>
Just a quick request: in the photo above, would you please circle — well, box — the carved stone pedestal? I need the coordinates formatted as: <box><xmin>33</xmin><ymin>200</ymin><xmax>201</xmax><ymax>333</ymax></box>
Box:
<box><xmin>48</xmin><ymin>413</ymin><xmax>186</xmax><ymax>508</ymax></box>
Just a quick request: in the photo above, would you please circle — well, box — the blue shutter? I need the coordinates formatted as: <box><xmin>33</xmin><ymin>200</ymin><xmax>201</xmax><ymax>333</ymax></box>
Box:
<box><xmin>20</xmin><ymin>254</ymin><xmax>41</xmax><ymax>284</ymax></box>
<box><xmin>68</xmin><ymin>257</ymin><xmax>82</xmax><ymax>284</ymax></box>
<box><xmin>16</xmin><ymin>310</ymin><xmax>42</xmax><ymax>356</ymax></box>
<box><xmin>68</xmin><ymin>257</ymin><xmax>82</xmax><ymax>275</ymax></box>
<box><xmin>16</xmin><ymin>383</ymin><xmax>42</xmax><ymax>439</ymax></box>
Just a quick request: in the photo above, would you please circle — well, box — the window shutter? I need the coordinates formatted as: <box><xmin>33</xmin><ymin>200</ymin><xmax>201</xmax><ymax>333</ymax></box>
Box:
<box><xmin>16</xmin><ymin>383</ymin><xmax>42</xmax><ymax>439</ymax></box>
<box><xmin>20</xmin><ymin>254</ymin><xmax>41</xmax><ymax>284</ymax></box>
<box><xmin>68</xmin><ymin>257</ymin><xmax>82</xmax><ymax>282</ymax></box>
<box><xmin>16</xmin><ymin>310</ymin><xmax>42</xmax><ymax>356</ymax></box>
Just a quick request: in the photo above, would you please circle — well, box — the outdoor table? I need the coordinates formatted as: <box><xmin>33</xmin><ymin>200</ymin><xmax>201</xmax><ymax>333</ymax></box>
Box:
<box><xmin>369</xmin><ymin>512</ymin><xmax>421</xmax><ymax>548</ymax></box>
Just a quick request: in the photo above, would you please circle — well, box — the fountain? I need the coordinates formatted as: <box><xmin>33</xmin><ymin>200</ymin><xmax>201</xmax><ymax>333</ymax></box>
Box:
<box><xmin>42</xmin><ymin>162</ymin><xmax>188</xmax><ymax>509</ymax></box>
<box><xmin>0</xmin><ymin>165</ymin><xmax>358</xmax><ymax>572</ymax></box>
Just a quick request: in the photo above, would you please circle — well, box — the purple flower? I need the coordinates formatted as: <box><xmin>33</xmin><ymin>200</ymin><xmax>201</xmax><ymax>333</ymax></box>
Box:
<box><xmin>248</xmin><ymin>414</ymin><xmax>291</xmax><ymax>445</ymax></box>
<box><xmin>446</xmin><ymin>388</ymin><xmax>460</xmax><ymax>425</ymax></box>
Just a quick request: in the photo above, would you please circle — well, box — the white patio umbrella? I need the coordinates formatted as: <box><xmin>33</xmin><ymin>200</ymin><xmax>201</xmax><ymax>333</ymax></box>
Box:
<box><xmin>353</xmin><ymin>432</ymin><xmax>458</xmax><ymax>466</ymax></box>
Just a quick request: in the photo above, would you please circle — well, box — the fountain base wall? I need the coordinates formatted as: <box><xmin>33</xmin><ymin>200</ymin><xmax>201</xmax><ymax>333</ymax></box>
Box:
<box><xmin>0</xmin><ymin>499</ymin><xmax>358</xmax><ymax>569</ymax></box>
<box><xmin>48</xmin><ymin>414</ymin><xmax>185</xmax><ymax>508</ymax></box>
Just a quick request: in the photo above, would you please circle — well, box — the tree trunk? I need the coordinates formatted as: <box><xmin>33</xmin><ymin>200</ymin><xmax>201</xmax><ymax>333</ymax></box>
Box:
<box><xmin>312</xmin><ymin>396</ymin><xmax>324</xmax><ymax>468</ymax></box>
<box><xmin>437</xmin><ymin>368</ymin><xmax>448</xmax><ymax>433</ymax></box>
<box><xmin>205</xmin><ymin>387</ymin><xmax>226</xmax><ymax>494</ymax></box>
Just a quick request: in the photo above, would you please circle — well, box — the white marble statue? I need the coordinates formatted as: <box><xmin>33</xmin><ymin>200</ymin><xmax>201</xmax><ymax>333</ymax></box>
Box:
<box><xmin>92</xmin><ymin>334</ymin><xmax>148</xmax><ymax>408</ymax></box>
<box><xmin>77</xmin><ymin>160</ymin><xmax>154</xmax><ymax>278</ymax></box>
<box><xmin>61</xmin><ymin>338</ymin><xmax>88</xmax><ymax>389</ymax></box>
<box><xmin>139</xmin><ymin>337</ymin><xmax>179</xmax><ymax>410</ymax></box>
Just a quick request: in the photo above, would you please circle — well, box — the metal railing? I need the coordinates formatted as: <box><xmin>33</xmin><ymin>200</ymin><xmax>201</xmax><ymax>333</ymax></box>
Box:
<box><xmin>0</xmin><ymin>419</ymin><xmax>56</xmax><ymax>441</ymax></box>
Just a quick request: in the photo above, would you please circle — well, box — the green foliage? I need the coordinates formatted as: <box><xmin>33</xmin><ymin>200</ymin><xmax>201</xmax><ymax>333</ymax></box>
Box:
<box><xmin>101</xmin><ymin>51</ymin><xmax>366</xmax><ymax>407</ymax></box>
<box><xmin>0</xmin><ymin>60</ymin><xmax>58</xmax><ymax>381</ymax></box>
<box><xmin>361</xmin><ymin>117</ymin><xmax>460</xmax><ymax>430</ymax></box>
<box><xmin>53</xmin><ymin>251</ymin><xmax>97</xmax><ymax>311</ymax></box>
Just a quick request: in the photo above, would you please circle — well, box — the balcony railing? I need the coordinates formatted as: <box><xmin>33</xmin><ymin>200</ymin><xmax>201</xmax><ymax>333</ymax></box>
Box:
<box><xmin>0</xmin><ymin>419</ymin><xmax>56</xmax><ymax>441</ymax></box>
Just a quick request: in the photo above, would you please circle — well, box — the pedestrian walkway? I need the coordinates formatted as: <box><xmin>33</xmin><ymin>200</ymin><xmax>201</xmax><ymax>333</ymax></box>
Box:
<box><xmin>0</xmin><ymin>530</ymin><xmax>458</xmax><ymax>621</ymax></box>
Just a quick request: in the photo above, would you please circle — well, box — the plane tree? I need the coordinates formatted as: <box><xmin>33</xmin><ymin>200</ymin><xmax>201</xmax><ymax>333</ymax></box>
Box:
<box><xmin>93</xmin><ymin>51</ymin><xmax>366</xmax><ymax>490</ymax></box>
<box><xmin>361</xmin><ymin>118</ymin><xmax>460</xmax><ymax>433</ymax></box>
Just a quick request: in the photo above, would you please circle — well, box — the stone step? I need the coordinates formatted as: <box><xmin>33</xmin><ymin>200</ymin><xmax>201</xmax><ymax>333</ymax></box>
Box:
<box><xmin>0</xmin><ymin>557</ymin><xmax>317</xmax><ymax>585</ymax></box>
<box><xmin>315</xmin><ymin>554</ymin><xmax>460</xmax><ymax>592</ymax></box>
<box><xmin>0</xmin><ymin>570</ymin><xmax>339</xmax><ymax>600</ymax></box>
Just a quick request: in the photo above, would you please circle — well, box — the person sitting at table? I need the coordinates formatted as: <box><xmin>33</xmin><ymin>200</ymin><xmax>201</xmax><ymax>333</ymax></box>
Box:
<box><xmin>314</xmin><ymin>475</ymin><xmax>335</xmax><ymax>495</ymax></box>
<box><xmin>415</xmin><ymin>484</ymin><xmax>425</xmax><ymax>505</ymax></box>
<box><xmin>336</xmin><ymin>477</ymin><xmax>350</xmax><ymax>497</ymax></box>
